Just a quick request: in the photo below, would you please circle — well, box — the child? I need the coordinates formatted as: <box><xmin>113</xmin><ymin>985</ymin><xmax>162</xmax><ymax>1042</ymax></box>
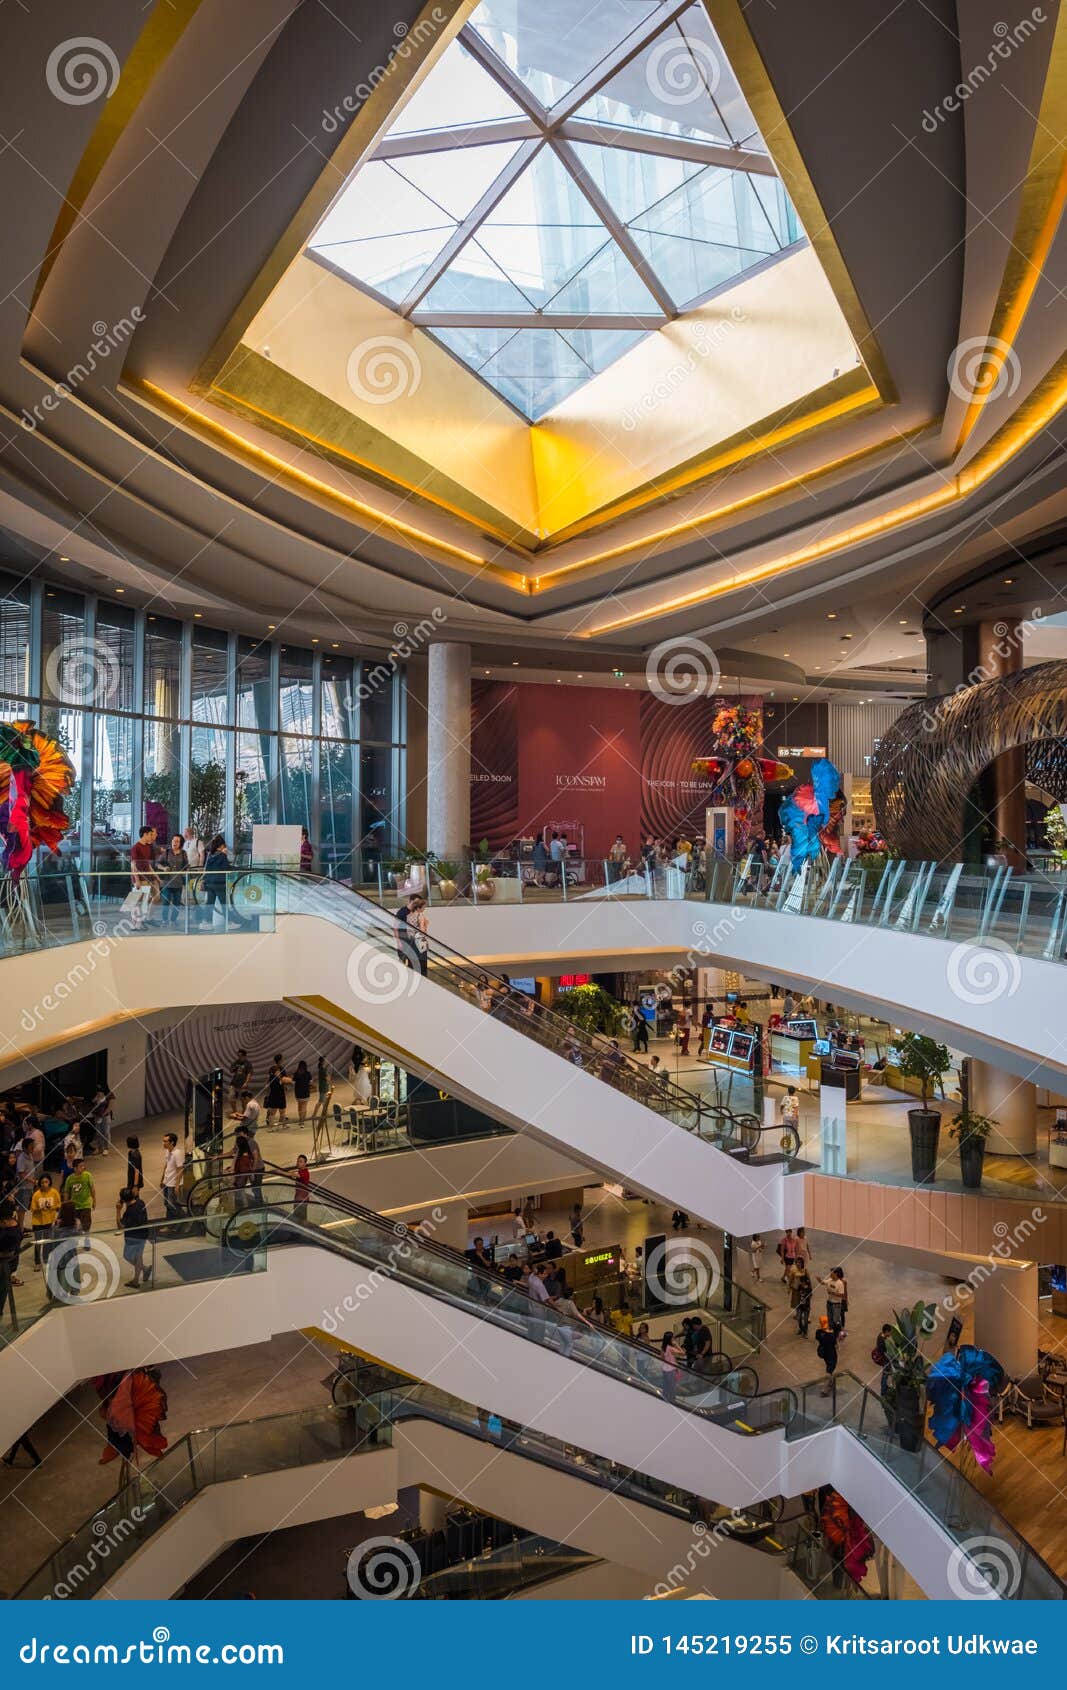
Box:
<box><xmin>294</xmin><ymin>1155</ymin><xmax>310</xmax><ymax>1217</ymax></box>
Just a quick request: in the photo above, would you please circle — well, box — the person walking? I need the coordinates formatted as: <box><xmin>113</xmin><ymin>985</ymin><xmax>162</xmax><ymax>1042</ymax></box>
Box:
<box><xmin>823</xmin><ymin>1265</ymin><xmax>848</xmax><ymax>1335</ymax></box>
<box><xmin>776</xmin><ymin>1228</ymin><xmax>799</xmax><ymax>1282</ymax></box>
<box><xmin>263</xmin><ymin>1055</ymin><xmax>291</xmax><ymax>1129</ymax></box>
<box><xmin>201</xmin><ymin>834</ymin><xmax>232</xmax><ymax>925</ymax></box>
<box><xmin>160</xmin><ymin>1133</ymin><xmax>185</xmax><ymax>1220</ymax></box>
<box><xmin>0</xmin><ymin>1199</ymin><xmax>23</xmax><ymax>1329</ymax></box>
<box><xmin>232</xmin><ymin>1133</ymin><xmax>255</xmax><ymax>1208</ymax></box>
<box><xmin>299</xmin><ymin>827</ymin><xmax>314</xmax><ymax>875</ymax></box>
<box><xmin>30</xmin><ymin>1173</ymin><xmax>60</xmax><ymax>1271</ymax></box>
<box><xmin>816</xmin><ymin>1315</ymin><xmax>839</xmax><ymax>1396</ymax></box>
<box><xmin>160</xmin><ymin>835</ymin><xmax>189</xmax><ymax>926</ymax></box>
<box><xmin>608</xmin><ymin>833</ymin><xmax>627</xmax><ymax>883</ymax></box>
<box><xmin>117</xmin><ymin>1186</ymin><xmax>152</xmax><ymax>1288</ymax></box>
<box><xmin>660</xmin><ymin>1331</ymin><xmax>685</xmax><ymax>1403</ymax></box>
<box><xmin>629</xmin><ymin>1003</ymin><xmax>649</xmax><ymax>1054</ymax></box>
<box><xmin>62</xmin><ymin>1158</ymin><xmax>95</xmax><ymax>1233</ymax></box>
<box><xmin>780</xmin><ymin>1086</ymin><xmax>801</xmax><ymax>1141</ymax></box>
<box><xmin>294</xmin><ymin>1154</ymin><xmax>311</xmax><ymax>1218</ymax></box>
<box><xmin>126</xmin><ymin>1135</ymin><xmax>144</xmax><ymax>1195</ymax></box>
<box><xmin>676</xmin><ymin>1004</ymin><xmax>692</xmax><ymax>1057</ymax></box>
<box><xmin>292</xmin><ymin>1059</ymin><xmax>313</xmax><ymax>1124</ymax></box>
<box><xmin>395</xmin><ymin>893</ymin><xmax>429</xmax><ymax>974</ymax></box>
<box><xmin>794</xmin><ymin>1226</ymin><xmax>813</xmax><ymax>1268</ymax></box>
<box><xmin>229</xmin><ymin>1049</ymin><xmax>253</xmax><ymax>1107</ymax></box>
<box><xmin>749</xmin><ymin>1232</ymin><xmax>765</xmax><ymax>1282</ymax></box>
<box><xmin>794</xmin><ymin>1266</ymin><xmax>813</xmax><ymax>1338</ymax></box>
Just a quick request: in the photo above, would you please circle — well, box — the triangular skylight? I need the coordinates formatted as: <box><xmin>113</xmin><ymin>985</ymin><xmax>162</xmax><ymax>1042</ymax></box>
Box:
<box><xmin>307</xmin><ymin>0</ymin><xmax>803</xmax><ymax>419</ymax></box>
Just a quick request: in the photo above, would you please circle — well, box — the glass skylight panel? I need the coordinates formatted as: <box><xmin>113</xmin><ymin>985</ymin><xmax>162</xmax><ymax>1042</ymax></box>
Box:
<box><xmin>469</xmin><ymin>0</ymin><xmax>668</xmax><ymax>109</ymax></box>
<box><xmin>390</xmin><ymin>38</ymin><xmax>523</xmax><ymax>134</ymax></box>
<box><xmin>572</xmin><ymin>141</ymin><xmax>706</xmax><ymax>224</ymax></box>
<box><xmin>308</xmin><ymin>0</ymin><xmax>804</xmax><ymax>416</ymax></box>
<box><xmin>390</xmin><ymin>142</ymin><xmax>522</xmax><ymax>220</ymax></box>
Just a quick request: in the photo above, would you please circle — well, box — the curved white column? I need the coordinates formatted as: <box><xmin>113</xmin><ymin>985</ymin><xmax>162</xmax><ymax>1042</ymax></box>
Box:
<box><xmin>426</xmin><ymin>641</ymin><xmax>470</xmax><ymax>856</ymax></box>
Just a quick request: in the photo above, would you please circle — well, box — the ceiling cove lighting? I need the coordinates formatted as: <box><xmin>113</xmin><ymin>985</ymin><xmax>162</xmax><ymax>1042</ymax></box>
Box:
<box><xmin>307</xmin><ymin>0</ymin><xmax>799</xmax><ymax>420</ymax></box>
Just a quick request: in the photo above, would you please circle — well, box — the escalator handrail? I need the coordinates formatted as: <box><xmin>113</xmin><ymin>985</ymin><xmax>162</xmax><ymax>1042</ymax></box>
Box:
<box><xmin>192</xmin><ymin>1170</ymin><xmax>793</xmax><ymax>1432</ymax></box>
<box><xmin>277</xmin><ymin>871</ymin><xmax>757</xmax><ymax>1141</ymax></box>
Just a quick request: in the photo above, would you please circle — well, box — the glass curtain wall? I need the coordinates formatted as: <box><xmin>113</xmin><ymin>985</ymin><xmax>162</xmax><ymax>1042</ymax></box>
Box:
<box><xmin>0</xmin><ymin>571</ymin><xmax>407</xmax><ymax>878</ymax></box>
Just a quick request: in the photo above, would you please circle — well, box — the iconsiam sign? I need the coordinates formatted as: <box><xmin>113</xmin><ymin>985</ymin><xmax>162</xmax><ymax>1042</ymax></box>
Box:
<box><xmin>691</xmin><ymin>704</ymin><xmax>792</xmax><ymax>851</ymax></box>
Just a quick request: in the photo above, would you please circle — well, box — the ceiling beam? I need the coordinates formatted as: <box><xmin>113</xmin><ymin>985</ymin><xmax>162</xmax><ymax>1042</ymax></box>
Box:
<box><xmin>414</xmin><ymin>311</ymin><xmax>667</xmax><ymax>329</ymax></box>
<box><xmin>397</xmin><ymin>137</ymin><xmax>543</xmax><ymax>316</ymax></box>
<box><xmin>458</xmin><ymin>22</ymin><xmax>552</xmax><ymax>123</ymax></box>
<box><xmin>375</xmin><ymin>117</ymin><xmax>538</xmax><ymax>159</ymax></box>
<box><xmin>547</xmin><ymin>0</ymin><xmax>694</xmax><ymax>124</ymax></box>
<box><xmin>557</xmin><ymin>118</ymin><xmax>776</xmax><ymax>177</ymax></box>
<box><xmin>554</xmin><ymin>140</ymin><xmax>677</xmax><ymax>318</ymax></box>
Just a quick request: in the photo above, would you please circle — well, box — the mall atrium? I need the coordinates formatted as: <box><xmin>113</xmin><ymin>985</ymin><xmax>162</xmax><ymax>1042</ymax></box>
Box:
<box><xmin>5</xmin><ymin>0</ymin><xmax>1067</xmax><ymax>1608</ymax></box>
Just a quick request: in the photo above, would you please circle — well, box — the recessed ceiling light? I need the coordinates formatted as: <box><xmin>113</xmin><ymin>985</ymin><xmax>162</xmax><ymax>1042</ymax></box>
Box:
<box><xmin>577</xmin><ymin>673</ymin><xmax>584</xmax><ymax>679</ymax></box>
<box><xmin>556</xmin><ymin>678</ymin><xmax>561</xmax><ymax>684</ymax></box>
<box><xmin>792</xmin><ymin>695</ymin><xmax>798</xmax><ymax>701</ymax></box>
<box><xmin>268</xmin><ymin>623</ymin><xmax>276</xmax><ymax>630</ymax></box>
<box><xmin>841</xmin><ymin>634</ymin><xmax>852</xmax><ymax>640</ymax></box>
<box><xmin>782</xmin><ymin>651</ymin><xmax>790</xmax><ymax>656</ymax></box>
<box><xmin>1004</xmin><ymin>577</ymin><xmax>1015</xmax><ymax>584</ymax></box>
<box><xmin>512</xmin><ymin>660</ymin><xmax>519</xmax><ymax>666</ymax></box>
<box><xmin>827</xmin><ymin>613</ymin><xmax>838</xmax><ymax>620</ymax></box>
<box><xmin>114</xmin><ymin>587</ymin><xmax>124</xmax><ymax>594</ymax></box>
<box><xmin>332</xmin><ymin>642</ymin><xmax>340</xmax><ymax>649</ymax></box>
<box><xmin>193</xmin><ymin>612</ymin><xmax>202</xmax><ymax>619</ymax></box>
<box><xmin>954</xmin><ymin>606</ymin><xmax>965</xmax><ymax>614</ymax></box>
<box><xmin>484</xmin><ymin>668</ymin><xmax>490</xmax><ymax>675</ymax></box>
<box><xmin>814</xmin><ymin>665</ymin><xmax>822</xmax><ymax>670</ymax></box>
<box><xmin>899</xmin><ymin>619</ymin><xmax>907</xmax><ymax>625</ymax></box>
<box><xmin>312</xmin><ymin>638</ymin><xmax>319</xmax><ymax>645</ymax></box>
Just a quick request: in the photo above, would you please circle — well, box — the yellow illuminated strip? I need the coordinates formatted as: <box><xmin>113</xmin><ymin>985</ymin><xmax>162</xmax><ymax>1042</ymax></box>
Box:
<box><xmin>529</xmin><ymin>416</ymin><xmax>929</xmax><ymax>587</ymax></box>
<box><xmin>135</xmin><ymin>380</ymin><xmax>510</xmax><ymax>581</ymax></box>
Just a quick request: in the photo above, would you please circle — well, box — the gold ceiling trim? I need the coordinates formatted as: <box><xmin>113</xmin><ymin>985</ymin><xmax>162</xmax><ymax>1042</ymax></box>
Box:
<box><xmin>539</xmin><ymin>369</ymin><xmax>881</xmax><ymax>547</ymax></box>
<box><xmin>30</xmin><ymin>0</ymin><xmax>207</xmax><ymax>313</ymax></box>
<box><xmin>127</xmin><ymin>376</ymin><xmax>525</xmax><ymax>585</ymax></box>
<box><xmin>212</xmin><ymin>346</ymin><xmax>544</xmax><ymax>553</ymax></box>
<box><xmin>195</xmin><ymin>0</ymin><xmax>479</xmax><ymax>395</ymax></box>
<box><xmin>953</xmin><ymin>4</ymin><xmax>1067</xmax><ymax>452</ymax></box>
<box><xmin>586</xmin><ymin>337</ymin><xmax>1067</xmax><ymax>634</ymax></box>
<box><xmin>708</xmin><ymin>0</ymin><xmax>896</xmax><ymax>406</ymax></box>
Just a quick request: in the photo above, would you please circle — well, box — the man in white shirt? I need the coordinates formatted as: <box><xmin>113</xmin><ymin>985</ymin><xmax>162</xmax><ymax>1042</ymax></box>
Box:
<box><xmin>160</xmin><ymin>1132</ymin><xmax>185</xmax><ymax>1220</ymax></box>
<box><xmin>523</xmin><ymin>1263</ymin><xmax>549</xmax><ymax>1340</ymax></box>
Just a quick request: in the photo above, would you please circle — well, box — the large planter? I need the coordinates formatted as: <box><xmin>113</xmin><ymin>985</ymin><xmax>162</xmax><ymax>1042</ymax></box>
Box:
<box><xmin>908</xmin><ymin>1107</ymin><xmax>941</xmax><ymax>1185</ymax></box>
<box><xmin>474</xmin><ymin>875</ymin><xmax>496</xmax><ymax>901</ymax></box>
<box><xmin>437</xmin><ymin>878</ymin><xmax>457</xmax><ymax>902</ymax></box>
<box><xmin>958</xmin><ymin>1136</ymin><xmax>985</xmax><ymax>1189</ymax></box>
<box><xmin>894</xmin><ymin>1382</ymin><xmax>925</xmax><ymax>1452</ymax></box>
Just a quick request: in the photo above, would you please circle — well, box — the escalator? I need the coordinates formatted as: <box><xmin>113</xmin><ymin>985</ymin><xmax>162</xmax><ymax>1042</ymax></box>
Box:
<box><xmin>174</xmin><ymin>1166</ymin><xmax>1061</xmax><ymax>1602</ymax></box>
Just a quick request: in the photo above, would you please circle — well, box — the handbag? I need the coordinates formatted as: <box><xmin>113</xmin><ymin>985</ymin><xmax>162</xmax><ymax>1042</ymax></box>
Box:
<box><xmin>120</xmin><ymin>885</ymin><xmax>152</xmax><ymax>914</ymax></box>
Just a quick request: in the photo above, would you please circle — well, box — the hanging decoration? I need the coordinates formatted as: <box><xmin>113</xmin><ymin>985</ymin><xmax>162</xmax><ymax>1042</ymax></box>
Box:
<box><xmin>0</xmin><ymin>719</ymin><xmax>76</xmax><ymax>880</ymax></box>
<box><xmin>926</xmin><ymin>1344</ymin><xmax>1004</xmax><ymax>1473</ymax></box>
<box><xmin>95</xmin><ymin>1368</ymin><xmax>170</xmax><ymax>1466</ymax></box>
<box><xmin>778</xmin><ymin>757</ymin><xmax>845</xmax><ymax>866</ymax></box>
<box><xmin>818</xmin><ymin>1487</ymin><xmax>875</xmax><ymax>1585</ymax></box>
<box><xmin>691</xmin><ymin>705</ymin><xmax>792</xmax><ymax>852</ymax></box>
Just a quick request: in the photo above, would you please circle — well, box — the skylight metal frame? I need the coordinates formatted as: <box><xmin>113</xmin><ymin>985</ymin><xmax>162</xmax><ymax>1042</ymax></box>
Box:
<box><xmin>308</xmin><ymin>1</ymin><xmax>802</xmax><ymax>411</ymax></box>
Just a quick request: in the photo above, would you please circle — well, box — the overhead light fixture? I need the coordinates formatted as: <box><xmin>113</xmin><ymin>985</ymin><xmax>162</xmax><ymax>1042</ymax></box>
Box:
<box><xmin>332</xmin><ymin>642</ymin><xmax>340</xmax><ymax>648</ymax></box>
<box><xmin>827</xmin><ymin>612</ymin><xmax>838</xmax><ymax>620</ymax></box>
<box><xmin>1004</xmin><ymin>577</ymin><xmax>1015</xmax><ymax>584</ymax></box>
<box><xmin>577</xmin><ymin>673</ymin><xmax>584</xmax><ymax>679</ymax></box>
<box><xmin>312</xmin><ymin>638</ymin><xmax>319</xmax><ymax>645</ymax></box>
<box><xmin>953</xmin><ymin>606</ymin><xmax>965</xmax><ymax>614</ymax></box>
<box><xmin>268</xmin><ymin>623</ymin><xmax>276</xmax><ymax>630</ymax></box>
<box><xmin>899</xmin><ymin>619</ymin><xmax>907</xmax><ymax>625</ymax></box>
<box><xmin>115</xmin><ymin>587</ymin><xmax>125</xmax><ymax>594</ymax></box>
<box><xmin>59</xmin><ymin>555</ymin><xmax>70</xmax><ymax>562</ymax></box>
<box><xmin>193</xmin><ymin>612</ymin><xmax>202</xmax><ymax>619</ymax></box>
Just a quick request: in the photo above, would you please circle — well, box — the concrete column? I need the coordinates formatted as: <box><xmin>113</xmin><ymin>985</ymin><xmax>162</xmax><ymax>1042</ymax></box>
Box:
<box><xmin>973</xmin><ymin>1259</ymin><xmax>1039</xmax><ymax>1379</ymax></box>
<box><xmin>426</xmin><ymin>643</ymin><xmax>470</xmax><ymax>857</ymax></box>
<box><xmin>969</xmin><ymin>1058</ymin><xmax>1037</xmax><ymax>1155</ymax></box>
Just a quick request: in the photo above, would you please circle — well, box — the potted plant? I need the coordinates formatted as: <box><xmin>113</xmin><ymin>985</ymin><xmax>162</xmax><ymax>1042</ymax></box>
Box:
<box><xmin>949</xmin><ymin>1108</ymin><xmax>996</xmax><ymax>1189</ymax></box>
<box><xmin>384</xmin><ymin>856</ymin><xmax>406</xmax><ymax>890</ymax></box>
<box><xmin>882</xmin><ymin>1301</ymin><xmax>936</xmax><ymax>1452</ymax></box>
<box><xmin>897</xmin><ymin>1033</ymin><xmax>951</xmax><ymax>1184</ymax></box>
<box><xmin>471</xmin><ymin>839</ymin><xmax>496</xmax><ymax>900</ymax></box>
<box><xmin>434</xmin><ymin>860</ymin><xmax>458</xmax><ymax>901</ymax></box>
